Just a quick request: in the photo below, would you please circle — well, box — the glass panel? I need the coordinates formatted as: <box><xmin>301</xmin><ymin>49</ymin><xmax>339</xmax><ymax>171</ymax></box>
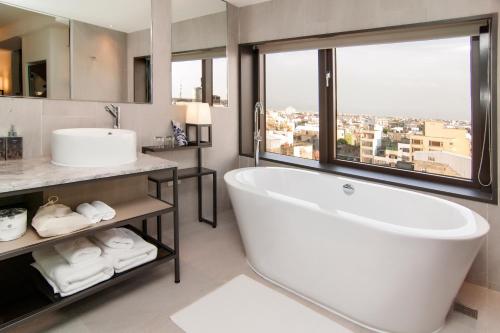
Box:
<box><xmin>335</xmin><ymin>37</ymin><xmax>472</xmax><ymax>179</ymax></box>
<box><xmin>265</xmin><ymin>50</ymin><xmax>319</xmax><ymax>160</ymax></box>
<box><xmin>0</xmin><ymin>1</ymin><xmax>152</xmax><ymax>104</ymax></box>
<box><xmin>171</xmin><ymin>0</ymin><xmax>228</xmax><ymax>107</ymax></box>
<box><xmin>171</xmin><ymin>60</ymin><xmax>202</xmax><ymax>103</ymax></box>
<box><xmin>213</xmin><ymin>57</ymin><xmax>228</xmax><ymax>107</ymax></box>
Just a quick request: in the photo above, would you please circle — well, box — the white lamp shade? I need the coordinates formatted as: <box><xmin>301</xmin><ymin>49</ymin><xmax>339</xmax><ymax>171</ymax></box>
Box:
<box><xmin>185</xmin><ymin>102</ymin><xmax>212</xmax><ymax>125</ymax></box>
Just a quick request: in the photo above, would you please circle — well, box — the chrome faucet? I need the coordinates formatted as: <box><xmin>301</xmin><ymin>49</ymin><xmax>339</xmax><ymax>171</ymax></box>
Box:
<box><xmin>254</xmin><ymin>101</ymin><xmax>264</xmax><ymax>167</ymax></box>
<box><xmin>104</xmin><ymin>104</ymin><xmax>120</xmax><ymax>129</ymax></box>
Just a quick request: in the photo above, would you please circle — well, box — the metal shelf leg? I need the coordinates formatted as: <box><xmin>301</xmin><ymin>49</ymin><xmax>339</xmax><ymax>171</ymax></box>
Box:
<box><xmin>173</xmin><ymin>168</ymin><xmax>180</xmax><ymax>283</ymax></box>
<box><xmin>156</xmin><ymin>181</ymin><xmax>162</xmax><ymax>242</ymax></box>
<box><xmin>212</xmin><ymin>172</ymin><xmax>217</xmax><ymax>228</ymax></box>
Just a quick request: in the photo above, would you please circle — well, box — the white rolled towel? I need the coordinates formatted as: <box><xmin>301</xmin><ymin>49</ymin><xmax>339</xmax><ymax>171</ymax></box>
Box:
<box><xmin>54</xmin><ymin>237</ymin><xmax>102</xmax><ymax>265</ymax></box>
<box><xmin>94</xmin><ymin>228</ymin><xmax>157</xmax><ymax>273</ymax></box>
<box><xmin>93</xmin><ymin>228</ymin><xmax>134</xmax><ymax>249</ymax></box>
<box><xmin>91</xmin><ymin>201</ymin><xmax>116</xmax><ymax>221</ymax></box>
<box><xmin>76</xmin><ymin>203</ymin><xmax>101</xmax><ymax>224</ymax></box>
<box><xmin>32</xmin><ymin>248</ymin><xmax>114</xmax><ymax>297</ymax></box>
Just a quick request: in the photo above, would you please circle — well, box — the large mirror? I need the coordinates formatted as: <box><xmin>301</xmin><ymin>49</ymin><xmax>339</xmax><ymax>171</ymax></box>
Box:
<box><xmin>0</xmin><ymin>0</ymin><xmax>152</xmax><ymax>103</ymax></box>
<box><xmin>171</xmin><ymin>0</ymin><xmax>228</xmax><ymax>107</ymax></box>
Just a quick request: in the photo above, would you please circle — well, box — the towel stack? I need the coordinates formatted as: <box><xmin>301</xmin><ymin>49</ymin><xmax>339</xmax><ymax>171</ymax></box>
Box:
<box><xmin>76</xmin><ymin>201</ymin><xmax>116</xmax><ymax>224</ymax></box>
<box><xmin>92</xmin><ymin>228</ymin><xmax>158</xmax><ymax>274</ymax></box>
<box><xmin>32</xmin><ymin>199</ymin><xmax>116</xmax><ymax>238</ymax></box>
<box><xmin>32</xmin><ymin>228</ymin><xmax>158</xmax><ymax>297</ymax></box>
<box><xmin>32</xmin><ymin>238</ymin><xmax>113</xmax><ymax>297</ymax></box>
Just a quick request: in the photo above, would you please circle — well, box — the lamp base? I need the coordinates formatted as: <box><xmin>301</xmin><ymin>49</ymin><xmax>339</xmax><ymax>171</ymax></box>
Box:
<box><xmin>186</xmin><ymin>124</ymin><xmax>212</xmax><ymax>146</ymax></box>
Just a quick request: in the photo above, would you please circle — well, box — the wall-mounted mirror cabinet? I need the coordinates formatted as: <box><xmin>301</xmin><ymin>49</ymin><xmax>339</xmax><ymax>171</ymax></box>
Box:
<box><xmin>171</xmin><ymin>0</ymin><xmax>228</xmax><ymax>107</ymax></box>
<box><xmin>0</xmin><ymin>0</ymin><xmax>152</xmax><ymax>104</ymax></box>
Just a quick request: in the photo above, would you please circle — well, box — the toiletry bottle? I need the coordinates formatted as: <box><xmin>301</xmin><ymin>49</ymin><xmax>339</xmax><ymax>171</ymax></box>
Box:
<box><xmin>6</xmin><ymin>125</ymin><xmax>22</xmax><ymax>160</ymax></box>
<box><xmin>8</xmin><ymin>125</ymin><xmax>17</xmax><ymax>137</ymax></box>
<box><xmin>0</xmin><ymin>137</ymin><xmax>5</xmax><ymax>160</ymax></box>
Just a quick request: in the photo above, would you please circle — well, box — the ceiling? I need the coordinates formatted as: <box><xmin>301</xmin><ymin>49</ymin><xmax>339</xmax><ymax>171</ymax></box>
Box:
<box><xmin>0</xmin><ymin>3</ymin><xmax>39</xmax><ymax>26</ymax></box>
<box><xmin>226</xmin><ymin>0</ymin><xmax>271</xmax><ymax>7</ymax></box>
<box><xmin>170</xmin><ymin>0</ymin><xmax>273</xmax><ymax>23</ymax></box>
<box><xmin>0</xmin><ymin>0</ymin><xmax>151</xmax><ymax>33</ymax></box>
<box><xmin>171</xmin><ymin>0</ymin><xmax>226</xmax><ymax>23</ymax></box>
<box><xmin>0</xmin><ymin>0</ymin><xmax>272</xmax><ymax>32</ymax></box>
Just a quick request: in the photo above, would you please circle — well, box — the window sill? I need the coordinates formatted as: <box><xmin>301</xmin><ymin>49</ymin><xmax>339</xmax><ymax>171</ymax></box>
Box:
<box><xmin>256</xmin><ymin>152</ymin><xmax>496</xmax><ymax>204</ymax></box>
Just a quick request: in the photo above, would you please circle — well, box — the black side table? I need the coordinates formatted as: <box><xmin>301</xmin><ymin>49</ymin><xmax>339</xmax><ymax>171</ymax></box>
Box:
<box><xmin>142</xmin><ymin>144</ymin><xmax>217</xmax><ymax>229</ymax></box>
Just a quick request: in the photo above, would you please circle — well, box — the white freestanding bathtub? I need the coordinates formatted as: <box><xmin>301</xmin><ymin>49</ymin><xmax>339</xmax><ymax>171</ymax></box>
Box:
<box><xmin>224</xmin><ymin>167</ymin><xmax>489</xmax><ymax>333</ymax></box>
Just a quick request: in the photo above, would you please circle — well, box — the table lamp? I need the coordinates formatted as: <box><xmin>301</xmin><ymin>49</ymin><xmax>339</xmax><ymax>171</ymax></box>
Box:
<box><xmin>185</xmin><ymin>102</ymin><xmax>212</xmax><ymax>146</ymax></box>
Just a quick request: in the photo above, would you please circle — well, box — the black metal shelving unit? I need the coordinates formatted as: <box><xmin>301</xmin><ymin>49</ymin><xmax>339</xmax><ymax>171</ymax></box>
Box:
<box><xmin>142</xmin><ymin>144</ymin><xmax>217</xmax><ymax>228</ymax></box>
<box><xmin>0</xmin><ymin>167</ymin><xmax>179</xmax><ymax>332</ymax></box>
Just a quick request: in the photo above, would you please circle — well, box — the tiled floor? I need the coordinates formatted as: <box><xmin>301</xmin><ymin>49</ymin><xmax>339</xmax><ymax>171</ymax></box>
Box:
<box><xmin>10</xmin><ymin>211</ymin><xmax>500</xmax><ymax>333</ymax></box>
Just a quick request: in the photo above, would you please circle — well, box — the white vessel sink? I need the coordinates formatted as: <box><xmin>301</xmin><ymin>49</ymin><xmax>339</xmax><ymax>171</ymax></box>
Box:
<box><xmin>51</xmin><ymin>128</ymin><xmax>137</xmax><ymax>167</ymax></box>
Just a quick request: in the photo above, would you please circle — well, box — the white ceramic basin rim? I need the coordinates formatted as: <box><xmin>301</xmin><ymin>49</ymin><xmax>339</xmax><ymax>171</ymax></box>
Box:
<box><xmin>51</xmin><ymin>128</ymin><xmax>137</xmax><ymax>167</ymax></box>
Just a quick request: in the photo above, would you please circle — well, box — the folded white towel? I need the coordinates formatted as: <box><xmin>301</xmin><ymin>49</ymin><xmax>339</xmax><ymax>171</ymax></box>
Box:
<box><xmin>94</xmin><ymin>228</ymin><xmax>157</xmax><ymax>273</ymax></box>
<box><xmin>32</xmin><ymin>262</ymin><xmax>112</xmax><ymax>297</ymax></box>
<box><xmin>54</xmin><ymin>237</ymin><xmax>102</xmax><ymax>265</ymax></box>
<box><xmin>32</xmin><ymin>247</ymin><xmax>113</xmax><ymax>296</ymax></box>
<box><xmin>91</xmin><ymin>201</ymin><xmax>116</xmax><ymax>221</ymax></box>
<box><xmin>93</xmin><ymin>228</ymin><xmax>134</xmax><ymax>249</ymax></box>
<box><xmin>76</xmin><ymin>203</ymin><xmax>101</xmax><ymax>224</ymax></box>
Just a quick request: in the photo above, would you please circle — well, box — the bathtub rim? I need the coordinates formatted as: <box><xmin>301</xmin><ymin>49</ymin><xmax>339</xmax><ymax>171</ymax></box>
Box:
<box><xmin>225</xmin><ymin>167</ymin><xmax>489</xmax><ymax>241</ymax></box>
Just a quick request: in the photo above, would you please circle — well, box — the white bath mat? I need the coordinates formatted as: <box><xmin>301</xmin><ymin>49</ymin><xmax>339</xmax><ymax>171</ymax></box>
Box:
<box><xmin>170</xmin><ymin>274</ymin><xmax>353</xmax><ymax>333</ymax></box>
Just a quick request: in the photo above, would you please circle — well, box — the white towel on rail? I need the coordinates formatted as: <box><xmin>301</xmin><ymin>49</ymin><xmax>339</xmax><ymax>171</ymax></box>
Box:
<box><xmin>54</xmin><ymin>237</ymin><xmax>102</xmax><ymax>265</ymax></box>
<box><xmin>91</xmin><ymin>201</ymin><xmax>116</xmax><ymax>221</ymax></box>
<box><xmin>93</xmin><ymin>228</ymin><xmax>134</xmax><ymax>249</ymax></box>
<box><xmin>94</xmin><ymin>228</ymin><xmax>157</xmax><ymax>273</ymax></box>
<box><xmin>32</xmin><ymin>247</ymin><xmax>114</xmax><ymax>296</ymax></box>
<box><xmin>76</xmin><ymin>203</ymin><xmax>102</xmax><ymax>224</ymax></box>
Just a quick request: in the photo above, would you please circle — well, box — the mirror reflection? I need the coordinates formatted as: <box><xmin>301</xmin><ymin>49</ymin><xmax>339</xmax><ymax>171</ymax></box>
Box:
<box><xmin>171</xmin><ymin>0</ymin><xmax>228</xmax><ymax>107</ymax></box>
<box><xmin>0</xmin><ymin>0</ymin><xmax>152</xmax><ymax>103</ymax></box>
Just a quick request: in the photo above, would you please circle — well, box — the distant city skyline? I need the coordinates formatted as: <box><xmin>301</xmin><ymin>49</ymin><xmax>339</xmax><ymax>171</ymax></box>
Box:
<box><xmin>265</xmin><ymin>37</ymin><xmax>472</xmax><ymax>121</ymax></box>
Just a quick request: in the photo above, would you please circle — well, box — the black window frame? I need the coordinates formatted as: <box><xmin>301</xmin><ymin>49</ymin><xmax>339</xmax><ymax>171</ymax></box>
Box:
<box><xmin>238</xmin><ymin>14</ymin><xmax>498</xmax><ymax>204</ymax></box>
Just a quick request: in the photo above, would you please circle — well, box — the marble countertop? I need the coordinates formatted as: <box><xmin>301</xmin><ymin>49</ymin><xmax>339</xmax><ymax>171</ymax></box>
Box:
<box><xmin>0</xmin><ymin>153</ymin><xmax>177</xmax><ymax>195</ymax></box>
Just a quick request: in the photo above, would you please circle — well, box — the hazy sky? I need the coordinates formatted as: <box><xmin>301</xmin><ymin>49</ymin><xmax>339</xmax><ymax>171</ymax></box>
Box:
<box><xmin>266</xmin><ymin>50</ymin><xmax>319</xmax><ymax>112</ymax></box>
<box><xmin>265</xmin><ymin>37</ymin><xmax>472</xmax><ymax>121</ymax></box>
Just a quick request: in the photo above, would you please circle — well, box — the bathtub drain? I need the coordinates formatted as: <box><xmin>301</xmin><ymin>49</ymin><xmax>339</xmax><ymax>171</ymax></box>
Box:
<box><xmin>342</xmin><ymin>184</ymin><xmax>355</xmax><ymax>195</ymax></box>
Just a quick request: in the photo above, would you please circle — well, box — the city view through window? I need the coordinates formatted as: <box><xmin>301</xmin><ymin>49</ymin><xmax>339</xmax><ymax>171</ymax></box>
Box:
<box><xmin>265</xmin><ymin>37</ymin><xmax>473</xmax><ymax>179</ymax></box>
<box><xmin>172</xmin><ymin>59</ymin><xmax>203</xmax><ymax>103</ymax></box>
<box><xmin>213</xmin><ymin>57</ymin><xmax>228</xmax><ymax>107</ymax></box>
<box><xmin>265</xmin><ymin>50</ymin><xmax>320</xmax><ymax>160</ymax></box>
<box><xmin>172</xmin><ymin>58</ymin><xmax>228</xmax><ymax>106</ymax></box>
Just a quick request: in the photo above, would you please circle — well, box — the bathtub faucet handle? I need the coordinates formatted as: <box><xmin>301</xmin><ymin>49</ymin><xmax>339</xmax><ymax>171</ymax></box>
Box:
<box><xmin>343</xmin><ymin>184</ymin><xmax>355</xmax><ymax>195</ymax></box>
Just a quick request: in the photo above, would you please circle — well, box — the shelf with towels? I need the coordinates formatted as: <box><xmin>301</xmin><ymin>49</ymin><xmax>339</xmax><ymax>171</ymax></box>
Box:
<box><xmin>0</xmin><ymin>164</ymin><xmax>180</xmax><ymax>332</ymax></box>
<box><xmin>0</xmin><ymin>196</ymin><xmax>174</xmax><ymax>262</ymax></box>
<box><xmin>0</xmin><ymin>226</ymin><xmax>175</xmax><ymax>331</ymax></box>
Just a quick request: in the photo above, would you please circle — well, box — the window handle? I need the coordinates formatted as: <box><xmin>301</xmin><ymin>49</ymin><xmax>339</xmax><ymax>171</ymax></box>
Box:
<box><xmin>325</xmin><ymin>71</ymin><xmax>331</xmax><ymax>87</ymax></box>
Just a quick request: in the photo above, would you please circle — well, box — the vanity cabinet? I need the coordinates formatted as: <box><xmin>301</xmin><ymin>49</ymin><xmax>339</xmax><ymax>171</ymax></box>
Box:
<box><xmin>0</xmin><ymin>154</ymin><xmax>179</xmax><ymax>331</ymax></box>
